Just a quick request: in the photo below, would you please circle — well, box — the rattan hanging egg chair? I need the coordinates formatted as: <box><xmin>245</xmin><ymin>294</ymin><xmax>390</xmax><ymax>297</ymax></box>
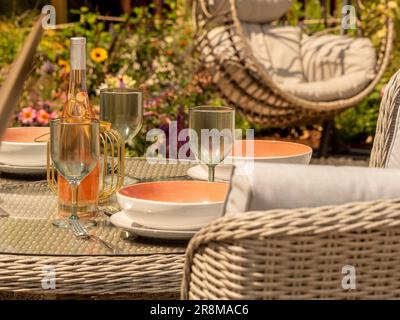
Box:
<box><xmin>192</xmin><ymin>0</ymin><xmax>394</xmax><ymax>128</ymax></box>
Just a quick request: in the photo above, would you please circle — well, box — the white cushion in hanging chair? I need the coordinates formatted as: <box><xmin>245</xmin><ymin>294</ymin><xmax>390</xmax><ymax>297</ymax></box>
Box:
<box><xmin>242</xmin><ymin>24</ymin><xmax>305</xmax><ymax>84</ymax></box>
<box><xmin>301</xmin><ymin>34</ymin><xmax>376</xmax><ymax>82</ymax></box>
<box><xmin>280</xmin><ymin>71</ymin><xmax>373</xmax><ymax>102</ymax></box>
<box><xmin>278</xmin><ymin>34</ymin><xmax>376</xmax><ymax>101</ymax></box>
<box><xmin>242</xmin><ymin>24</ymin><xmax>377</xmax><ymax>101</ymax></box>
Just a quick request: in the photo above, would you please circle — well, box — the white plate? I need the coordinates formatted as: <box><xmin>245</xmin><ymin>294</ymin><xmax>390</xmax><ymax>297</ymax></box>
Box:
<box><xmin>187</xmin><ymin>164</ymin><xmax>232</xmax><ymax>181</ymax></box>
<box><xmin>0</xmin><ymin>163</ymin><xmax>47</xmax><ymax>175</ymax></box>
<box><xmin>109</xmin><ymin>211</ymin><xmax>198</xmax><ymax>240</ymax></box>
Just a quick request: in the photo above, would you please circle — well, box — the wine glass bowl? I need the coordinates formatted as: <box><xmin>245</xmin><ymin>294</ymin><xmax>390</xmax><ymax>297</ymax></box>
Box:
<box><xmin>100</xmin><ymin>88</ymin><xmax>143</xmax><ymax>143</ymax></box>
<box><xmin>189</xmin><ymin>106</ymin><xmax>235</xmax><ymax>182</ymax></box>
<box><xmin>50</xmin><ymin>119</ymin><xmax>100</xmax><ymax>227</ymax></box>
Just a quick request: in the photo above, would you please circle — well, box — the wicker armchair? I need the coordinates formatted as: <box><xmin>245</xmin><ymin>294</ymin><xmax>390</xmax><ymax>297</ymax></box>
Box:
<box><xmin>181</xmin><ymin>69</ymin><xmax>400</xmax><ymax>299</ymax></box>
<box><xmin>192</xmin><ymin>0</ymin><xmax>394</xmax><ymax>127</ymax></box>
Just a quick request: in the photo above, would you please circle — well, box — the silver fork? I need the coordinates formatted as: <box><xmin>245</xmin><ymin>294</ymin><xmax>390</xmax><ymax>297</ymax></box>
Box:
<box><xmin>69</xmin><ymin>219</ymin><xmax>120</xmax><ymax>254</ymax></box>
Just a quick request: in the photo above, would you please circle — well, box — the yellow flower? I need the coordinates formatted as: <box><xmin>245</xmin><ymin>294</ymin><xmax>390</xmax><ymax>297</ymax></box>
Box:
<box><xmin>90</xmin><ymin>47</ymin><xmax>108</xmax><ymax>63</ymax></box>
<box><xmin>376</xmin><ymin>27</ymin><xmax>387</xmax><ymax>39</ymax></box>
<box><xmin>45</xmin><ymin>30</ymin><xmax>56</xmax><ymax>37</ymax></box>
<box><xmin>388</xmin><ymin>1</ymin><xmax>398</xmax><ymax>10</ymax></box>
<box><xmin>58</xmin><ymin>59</ymin><xmax>70</xmax><ymax>73</ymax></box>
<box><xmin>377</xmin><ymin>4</ymin><xmax>386</xmax><ymax>13</ymax></box>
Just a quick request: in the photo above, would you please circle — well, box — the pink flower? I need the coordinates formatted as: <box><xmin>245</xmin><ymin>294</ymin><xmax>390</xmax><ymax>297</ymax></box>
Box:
<box><xmin>36</xmin><ymin>109</ymin><xmax>50</xmax><ymax>125</ymax></box>
<box><xmin>50</xmin><ymin>111</ymin><xmax>59</xmax><ymax>120</ymax></box>
<box><xmin>18</xmin><ymin>107</ymin><xmax>37</xmax><ymax>125</ymax></box>
<box><xmin>118</xmin><ymin>76</ymin><xmax>126</xmax><ymax>89</ymax></box>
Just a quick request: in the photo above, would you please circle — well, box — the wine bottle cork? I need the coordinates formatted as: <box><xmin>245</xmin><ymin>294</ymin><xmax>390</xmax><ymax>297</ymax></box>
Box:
<box><xmin>70</xmin><ymin>37</ymin><xmax>86</xmax><ymax>70</ymax></box>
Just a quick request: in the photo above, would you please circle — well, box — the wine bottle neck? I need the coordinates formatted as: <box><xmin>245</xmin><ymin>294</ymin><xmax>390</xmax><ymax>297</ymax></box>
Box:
<box><xmin>63</xmin><ymin>37</ymin><xmax>94</xmax><ymax>119</ymax></box>
<box><xmin>68</xmin><ymin>69</ymin><xmax>87</xmax><ymax>97</ymax></box>
<box><xmin>64</xmin><ymin>69</ymin><xmax>93</xmax><ymax>119</ymax></box>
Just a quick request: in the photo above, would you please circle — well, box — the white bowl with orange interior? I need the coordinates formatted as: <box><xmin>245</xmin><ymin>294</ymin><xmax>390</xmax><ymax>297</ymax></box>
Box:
<box><xmin>0</xmin><ymin>127</ymin><xmax>49</xmax><ymax>167</ymax></box>
<box><xmin>188</xmin><ymin>140</ymin><xmax>313</xmax><ymax>181</ymax></box>
<box><xmin>229</xmin><ymin>139</ymin><xmax>312</xmax><ymax>164</ymax></box>
<box><xmin>117</xmin><ymin>180</ymin><xmax>229</xmax><ymax>230</ymax></box>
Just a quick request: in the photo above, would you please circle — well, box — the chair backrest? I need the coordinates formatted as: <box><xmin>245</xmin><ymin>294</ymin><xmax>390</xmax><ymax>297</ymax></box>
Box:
<box><xmin>0</xmin><ymin>14</ymin><xmax>43</xmax><ymax>140</ymax></box>
<box><xmin>370</xmin><ymin>70</ymin><xmax>400</xmax><ymax>168</ymax></box>
<box><xmin>182</xmin><ymin>197</ymin><xmax>400</xmax><ymax>299</ymax></box>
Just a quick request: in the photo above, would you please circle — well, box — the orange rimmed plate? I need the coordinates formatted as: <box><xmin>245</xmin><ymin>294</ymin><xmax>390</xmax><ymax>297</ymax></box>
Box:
<box><xmin>116</xmin><ymin>180</ymin><xmax>229</xmax><ymax>230</ymax></box>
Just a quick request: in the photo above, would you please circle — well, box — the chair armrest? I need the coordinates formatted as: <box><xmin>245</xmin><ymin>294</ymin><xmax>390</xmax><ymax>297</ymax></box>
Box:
<box><xmin>182</xmin><ymin>197</ymin><xmax>400</xmax><ymax>299</ymax></box>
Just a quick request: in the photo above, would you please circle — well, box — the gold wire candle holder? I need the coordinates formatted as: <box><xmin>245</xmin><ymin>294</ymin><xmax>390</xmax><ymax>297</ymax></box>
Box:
<box><xmin>46</xmin><ymin>121</ymin><xmax>125</xmax><ymax>204</ymax></box>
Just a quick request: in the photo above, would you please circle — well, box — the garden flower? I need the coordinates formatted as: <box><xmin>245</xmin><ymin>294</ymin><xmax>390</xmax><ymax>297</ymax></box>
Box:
<box><xmin>90</xmin><ymin>47</ymin><xmax>108</xmax><ymax>63</ymax></box>
<box><xmin>44</xmin><ymin>30</ymin><xmax>56</xmax><ymax>37</ymax></box>
<box><xmin>40</xmin><ymin>61</ymin><xmax>55</xmax><ymax>74</ymax></box>
<box><xmin>165</xmin><ymin>36</ymin><xmax>174</xmax><ymax>44</ymax></box>
<box><xmin>18</xmin><ymin>107</ymin><xmax>37</xmax><ymax>125</ymax></box>
<box><xmin>97</xmin><ymin>75</ymin><xmax>136</xmax><ymax>94</ymax></box>
<box><xmin>37</xmin><ymin>109</ymin><xmax>50</xmax><ymax>125</ymax></box>
<box><xmin>50</xmin><ymin>111</ymin><xmax>59</xmax><ymax>119</ymax></box>
<box><xmin>58</xmin><ymin>59</ymin><xmax>70</xmax><ymax>73</ymax></box>
<box><xmin>133</xmin><ymin>62</ymin><xmax>140</xmax><ymax>71</ymax></box>
<box><xmin>388</xmin><ymin>1</ymin><xmax>398</xmax><ymax>9</ymax></box>
<box><xmin>118</xmin><ymin>75</ymin><xmax>126</xmax><ymax>88</ymax></box>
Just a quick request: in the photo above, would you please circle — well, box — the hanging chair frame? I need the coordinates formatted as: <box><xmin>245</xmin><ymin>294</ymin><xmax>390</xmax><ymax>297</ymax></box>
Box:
<box><xmin>192</xmin><ymin>0</ymin><xmax>394</xmax><ymax>127</ymax></box>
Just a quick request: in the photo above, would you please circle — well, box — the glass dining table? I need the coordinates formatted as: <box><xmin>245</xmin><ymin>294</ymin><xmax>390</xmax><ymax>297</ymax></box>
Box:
<box><xmin>0</xmin><ymin>158</ymin><xmax>195</xmax><ymax>299</ymax></box>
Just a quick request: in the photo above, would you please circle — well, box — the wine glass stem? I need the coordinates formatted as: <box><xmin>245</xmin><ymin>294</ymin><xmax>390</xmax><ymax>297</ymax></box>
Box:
<box><xmin>208</xmin><ymin>165</ymin><xmax>216</xmax><ymax>182</ymax></box>
<box><xmin>69</xmin><ymin>181</ymin><xmax>80</xmax><ymax>220</ymax></box>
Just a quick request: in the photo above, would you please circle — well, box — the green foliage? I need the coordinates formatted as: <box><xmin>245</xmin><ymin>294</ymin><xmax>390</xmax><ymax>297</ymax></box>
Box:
<box><xmin>336</xmin><ymin>1</ymin><xmax>400</xmax><ymax>144</ymax></box>
<box><xmin>1</xmin><ymin>0</ymin><xmax>400</xmax><ymax>149</ymax></box>
<box><xmin>0</xmin><ymin>10</ymin><xmax>39</xmax><ymax>82</ymax></box>
<box><xmin>0</xmin><ymin>1</ymin><xmax>224</xmax><ymax>156</ymax></box>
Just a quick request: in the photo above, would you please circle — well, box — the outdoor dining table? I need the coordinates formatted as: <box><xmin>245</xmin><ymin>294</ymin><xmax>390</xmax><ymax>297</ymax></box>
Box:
<box><xmin>0</xmin><ymin>158</ymin><xmax>196</xmax><ymax>299</ymax></box>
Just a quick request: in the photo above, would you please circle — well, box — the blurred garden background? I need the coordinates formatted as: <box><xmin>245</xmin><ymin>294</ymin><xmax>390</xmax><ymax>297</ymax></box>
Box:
<box><xmin>0</xmin><ymin>0</ymin><xmax>399</xmax><ymax>156</ymax></box>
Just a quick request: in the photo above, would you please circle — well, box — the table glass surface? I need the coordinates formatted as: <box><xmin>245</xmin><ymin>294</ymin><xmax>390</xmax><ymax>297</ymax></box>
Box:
<box><xmin>0</xmin><ymin>158</ymin><xmax>195</xmax><ymax>256</ymax></box>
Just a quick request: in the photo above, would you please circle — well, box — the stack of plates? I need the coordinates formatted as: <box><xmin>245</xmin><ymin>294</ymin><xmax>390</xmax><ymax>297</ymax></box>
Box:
<box><xmin>110</xmin><ymin>180</ymin><xmax>229</xmax><ymax>240</ymax></box>
<box><xmin>0</xmin><ymin>127</ymin><xmax>49</xmax><ymax>175</ymax></box>
<box><xmin>110</xmin><ymin>211</ymin><xmax>198</xmax><ymax>240</ymax></box>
